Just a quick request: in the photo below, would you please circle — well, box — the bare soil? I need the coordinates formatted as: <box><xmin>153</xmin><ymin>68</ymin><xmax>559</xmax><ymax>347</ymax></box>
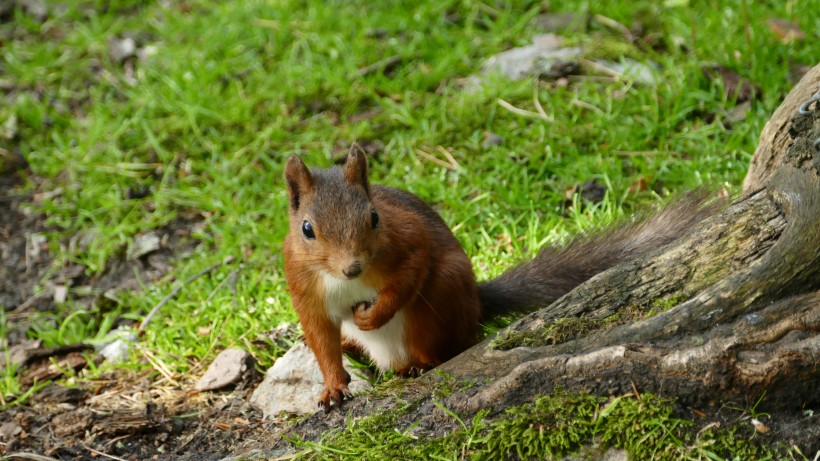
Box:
<box><xmin>0</xmin><ymin>379</ymin><xmax>276</xmax><ymax>460</ymax></box>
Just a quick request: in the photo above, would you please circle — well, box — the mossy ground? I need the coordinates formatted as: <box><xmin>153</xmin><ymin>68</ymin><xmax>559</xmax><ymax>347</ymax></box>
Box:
<box><xmin>291</xmin><ymin>390</ymin><xmax>785</xmax><ymax>460</ymax></box>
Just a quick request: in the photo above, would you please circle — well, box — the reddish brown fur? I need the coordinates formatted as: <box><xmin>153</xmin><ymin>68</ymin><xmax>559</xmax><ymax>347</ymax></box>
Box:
<box><xmin>283</xmin><ymin>149</ymin><xmax>480</xmax><ymax>408</ymax></box>
<box><xmin>360</xmin><ymin>186</ymin><xmax>481</xmax><ymax>366</ymax></box>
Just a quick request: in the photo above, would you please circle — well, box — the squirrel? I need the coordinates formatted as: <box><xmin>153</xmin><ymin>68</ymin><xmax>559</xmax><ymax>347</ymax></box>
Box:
<box><xmin>283</xmin><ymin>147</ymin><xmax>721</xmax><ymax>409</ymax></box>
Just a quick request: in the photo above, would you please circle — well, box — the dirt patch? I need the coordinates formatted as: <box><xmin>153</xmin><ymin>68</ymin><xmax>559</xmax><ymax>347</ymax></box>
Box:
<box><xmin>0</xmin><ymin>153</ymin><xmax>52</xmax><ymax>314</ymax></box>
<box><xmin>0</xmin><ymin>376</ymin><xmax>281</xmax><ymax>460</ymax></box>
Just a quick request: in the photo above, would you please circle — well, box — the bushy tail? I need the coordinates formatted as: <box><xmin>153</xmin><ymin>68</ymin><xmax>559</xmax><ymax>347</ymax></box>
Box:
<box><xmin>479</xmin><ymin>191</ymin><xmax>725</xmax><ymax>319</ymax></box>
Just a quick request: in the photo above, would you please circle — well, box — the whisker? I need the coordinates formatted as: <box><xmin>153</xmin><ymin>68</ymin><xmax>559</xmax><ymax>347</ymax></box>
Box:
<box><xmin>415</xmin><ymin>290</ymin><xmax>445</xmax><ymax>323</ymax></box>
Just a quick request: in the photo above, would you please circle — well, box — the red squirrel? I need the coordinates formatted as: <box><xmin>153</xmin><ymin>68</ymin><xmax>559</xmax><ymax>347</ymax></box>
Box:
<box><xmin>283</xmin><ymin>147</ymin><xmax>719</xmax><ymax>409</ymax></box>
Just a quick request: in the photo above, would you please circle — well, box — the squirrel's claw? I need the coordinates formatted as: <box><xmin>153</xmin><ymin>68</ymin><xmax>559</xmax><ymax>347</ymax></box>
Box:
<box><xmin>318</xmin><ymin>384</ymin><xmax>354</xmax><ymax>411</ymax></box>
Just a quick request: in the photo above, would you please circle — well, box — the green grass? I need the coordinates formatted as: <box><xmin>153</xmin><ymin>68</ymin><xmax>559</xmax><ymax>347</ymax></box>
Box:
<box><xmin>1</xmin><ymin>0</ymin><xmax>817</xmax><ymax>428</ymax></box>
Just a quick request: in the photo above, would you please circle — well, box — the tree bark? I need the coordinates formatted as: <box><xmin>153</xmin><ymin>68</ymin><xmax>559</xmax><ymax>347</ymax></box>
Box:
<box><xmin>743</xmin><ymin>64</ymin><xmax>820</xmax><ymax>192</ymax></box>
<box><xmin>278</xmin><ymin>64</ymin><xmax>820</xmax><ymax>452</ymax></box>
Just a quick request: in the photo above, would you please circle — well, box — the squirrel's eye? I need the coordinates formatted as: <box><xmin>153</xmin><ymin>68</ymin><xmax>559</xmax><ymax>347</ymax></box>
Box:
<box><xmin>371</xmin><ymin>209</ymin><xmax>379</xmax><ymax>229</ymax></box>
<box><xmin>302</xmin><ymin>220</ymin><xmax>316</xmax><ymax>239</ymax></box>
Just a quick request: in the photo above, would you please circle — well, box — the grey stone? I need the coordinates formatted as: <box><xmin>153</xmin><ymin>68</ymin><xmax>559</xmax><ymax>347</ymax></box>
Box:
<box><xmin>109</xmin><ymin>36</ymin><xmax>137</xmax><ymax>63</ymax></box>
<box><xmin>97</xmin><ymin>328</ymin><xmax>138</xmax><ymax>364</ymax></box>
<box><xmin>0</xmin><ymin>421</ymin><xmax>22</xmax><ymax>440</ymax></box>
<box><xmin>593</xmin><ymin>59</ymin><xmax>659</xmax><ymax>85</ymax></box>
<box><xmin>195</xmin><ymin>348</ymin><xmax>254</xmax><ymax>391</ymax></box>
<box><xmin>18</xmin><ymin>0</ymin><xmax>47</xmax><ymax>21</ymax></box>
<box><xmin>482</xmin><ymin>34</ymin><xmax>582</xmax><ymax>81</ymax></box>
<box><xmin>249</xmin><ymin>342</ymin><xmax>372</xmax><ymax>417</ymax></box>
<box><xmin>127</xmin><ymin>232</ymin><xmax>161</xmax><ymax>260</ymax></box>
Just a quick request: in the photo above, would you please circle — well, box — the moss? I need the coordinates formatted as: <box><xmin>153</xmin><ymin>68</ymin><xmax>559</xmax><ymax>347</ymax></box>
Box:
<box><xmin>489</xmin><ymin>315</ymin><xmax>608</xmax><ymax>350</ymax></box>
<box><xmin>650</xmin><ymin>292</ymin><xmax>688</xmax><ymax>312</ymax></box>
<box><xmin>474</xmin><ymin>391</ymin><xmax>599</xmax><ymax>459</ymax></box>
<box><xmin>488</xmin><ymin>329</ymin><xmax>531</xmax><ymax>350</ymax></box>
<box><xmin>581</xmin><ymin>37</ymin><xmax>644</xmax><ymax>61</ymax></box>
<box><xmin>368</xmin><ymin>370</ymin><xmax>474</xmax><ymax>402</ymax></box>
<box><xmin>289</xmin><ymin>401</ymin><xmax>485</xmax><ymax>460</ymax></box>
<box><xmin>431</xmin><ymin>371</ymin><xmax>476</xmax><ymax>399</ymax></box>
<box><xmin>473</xmin><ymin>391</ymin><xmax>775</xmax><ymax>461</ymax></box>
<box><xmin>490</xmin><ymin>291</ymin><xmax>691</xmax><ymax>350</ymax></box>
<box><xmin>290</xmin><ymin>389</ymin><xmax>776</xmax><ymax>461</ymax></box>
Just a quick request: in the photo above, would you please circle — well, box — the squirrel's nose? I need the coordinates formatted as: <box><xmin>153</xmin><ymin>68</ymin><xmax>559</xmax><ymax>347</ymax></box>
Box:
<box><xmin>343</xmin><ymin>262</ymin><xmax>362</xmax><ymax>279</ymax></box>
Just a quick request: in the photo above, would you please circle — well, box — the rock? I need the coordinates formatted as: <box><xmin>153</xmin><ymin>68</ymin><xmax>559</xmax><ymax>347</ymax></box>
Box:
<box><xmin>137</xmin><ymin>44</ymin><xmax>159</xmax><ymax>63</ymax></box>
<box><xmin>195</xmin><ymin>348</ymin><xmax>255</xmax><ymax>391</ymax></box>
<box><xmin>482</xmin><ymin>132</ymin><xmax>503</xmax><ymax>148</ymax></box>
<box><xmin>592</xmin><ymin>59</ymin><xmax>659</xmax><ymax>85</ymax></box>
<box><xmin>17</xmin><ymin>0</ymin><xmax>47</xmax><ymax>22</ymax></box>
<box><xmin>1</xmin><ymin>113</ymin><xmax>17</xmax><ymax>140</ymax></box>
<box><xmin>579</xmin><ymin>178</ymin><xmax>606</xmax><ymax>204</ymax></box>
<box><xmin>0</xmin><ymin>421</ymin><xmax>22</xmax><ymax>440</ymax></box>
<box><xmin>127</xmin><ymin>232</ymin><xmax>161</xmax><ymax>260</ymax></box>
<box><xmin>482</xmin><ymin>34</ymin><xmax>582</xmax><ymax>81</ymax></box>
<box><xmin>108</xmin><ymin>36</ymin><xmax>137</xmax><ymax>63</ymax></box>
<box><xmin>250</xmin><ymin>343</ymin><xmax>372</xmax><ymax>417</ymax></box>
<box><xmin>98</xmin><ymin>338</ymin><xmax>132</xmax><ymax>363</ymax></box>
<box><xmin>723</xmin><ymin>100</ymin><xmax>752</xmax><ymax>127</ymax></box>
<box><xmin>97</xmin><ymin>327</ymin><xmax>138</xmax><ymax>364</ymax></box>
<box><xmin>6</xmin><ymin>338</ymin><xmax>43</xmax><ymax>367</ymax></box>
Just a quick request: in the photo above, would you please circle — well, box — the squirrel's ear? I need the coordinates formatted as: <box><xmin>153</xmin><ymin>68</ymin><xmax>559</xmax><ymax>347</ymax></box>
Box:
<box><xmin>344</xmin><ymin>143</ymin><xmax>369</xmax><ymax>195</ymax></box>
<box><xmin>285</xmin><ymin>155</ymin><xmax>313</xmax><ymax>211</ymax></box>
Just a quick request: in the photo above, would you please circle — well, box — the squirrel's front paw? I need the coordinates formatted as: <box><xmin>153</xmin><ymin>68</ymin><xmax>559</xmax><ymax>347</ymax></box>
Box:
<box><xmin>352</xmin><ymin>301</ymin><xmax>383</xmax><ymax>331</ymax></box>
<box><xmin>318</xmin><ymin>384</ymin><xmax>353</xmax><ymax>411</ymax></box>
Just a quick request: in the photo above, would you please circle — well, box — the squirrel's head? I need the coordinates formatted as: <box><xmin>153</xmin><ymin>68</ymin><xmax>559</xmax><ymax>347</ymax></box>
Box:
<box><xmin>285</xmin><ymin>145</ymin><xmax>383</xmax><ymax>280</ymax></box>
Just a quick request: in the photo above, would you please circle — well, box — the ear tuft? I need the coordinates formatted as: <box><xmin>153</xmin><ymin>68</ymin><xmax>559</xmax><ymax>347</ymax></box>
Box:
<box><xmin>344</xmin><ymin>143</ymin><xmax>370</xmax><ymax>195</ymax></box>
<box><xmin>285</xmin><ymin>155</ymin><xmax>313</xmax><ymax>211</ymax></box>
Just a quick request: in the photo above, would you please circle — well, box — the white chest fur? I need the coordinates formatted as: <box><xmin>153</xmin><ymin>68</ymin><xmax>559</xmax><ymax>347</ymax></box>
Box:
<box><xmin>320</xmin><ymin>273</ymin><xmax>410</xmax><ymax>370</ymax></box>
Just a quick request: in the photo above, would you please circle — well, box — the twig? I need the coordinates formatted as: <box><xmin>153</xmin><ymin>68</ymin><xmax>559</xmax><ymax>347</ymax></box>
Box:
<box><xmin>631</xmin><ymin>380</ymin><xmax>642</xmax><ymax>400</ymax></box>
<box><xmin>357</xmin><ymin>54</ymin><xmax>403</xmax><ymax>77</ymax></box>
<box><xmin>204</xmin><ymin>269</ymin><xmax>239</xmax><ymax>303</ymax></box>
<box><xmin>138</xmin><ymin>346</ymin><xmax>178</xmax><ymax>385</ymax></box>
<box><xmin>11</xmin><ymin>290</ymin><xmax>48</xmax><ymax>313</ymax></box>
<box><xmin>415</xmin><ymin>150</ymin><xmax>455</xmax><ymax>170</ymax></box>
<box><xmin>436</xmin><ymin>146</ymin><xmax>462</xmax><ymax>170</ymax></box>
<box><xmin>497</xmin><ymin>98</ymin><xmax>552</xmax><ymax>121</ymax></box>
<box><xmin>476</xmin><ymin>1</ymin><xmax>501</xmax><ymax>18</ymax></box>
<box><xmin>593</xmin><ymin>14</ymin><xmax>634</xmax><ymax>42</ymax></box>
<box><xmin>532</xmin><ymin>84</ymin><xmax>552</xmax><ymax>122</ymax></box>
<box><xmin>415</xmin><ymin>147</ymin><xmax>462</xmax><ymax>171</ymax></box>
<box><xmin>102</xmin><ymin>434</ymin><xmax>132</xmax><ymax>451</ymax></box>
<box><xmin>139</xmin><ymin>256</ymin><xmax>235</xmax><ymax>332</ymax></box>
<box><xmin>570</xmin><ymin>98</ymin><xmax>603</xmax><ymax>113</ymax></box>
<box><xmin>7</xmin><ymin>453</ymin><xmax>61</xmax><ymax>461</ymax></box>
<box><xmin>579</xmin><ymin>58</ymin><xmax>622</xmax><ymax>79</ymax></box>
<box><xmin>82</xmin><ymin>445</ymin><xmax>129</xmax><ymax>461</ymax></box>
